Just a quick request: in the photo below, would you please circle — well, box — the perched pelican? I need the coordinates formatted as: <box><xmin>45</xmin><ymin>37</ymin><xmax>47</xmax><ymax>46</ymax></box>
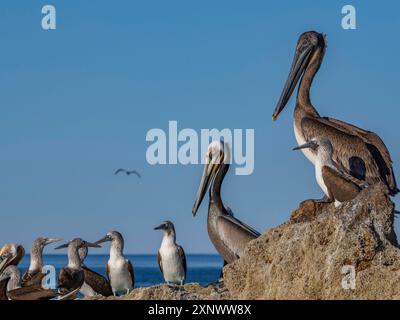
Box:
<box><xmin>76</xmin><ymin>242</ymin><xmax>113</xmax><ymax>298</ymax></box>
<box><xmin>22</xmin><ymin>237</ymin><xmax>61</xmax><ymax>287</ymax></box>
<box><xmin>154</xmin><ymin>221</ymin><xmax>186</xmax><ymax>285</ymax></box>
<box><xmin>294</xmin><ymin>137</ymin><xmax>365</xmax><ymax>206</ymax></box>
<box><xmin>94</xmin><ymin>231</ymin><xmax>134</xmax><ymax>296</ymax></box>
<box><xmin>192</xmin><ymin>141</ymin><xmax>260</xmax><ymax>264</ymax></box>
<box><xmin>272</xmin><ymin>31</ymin><xmax>398</xmax><ymax>196</ymax></box>
<box><xmin>0</xmin><ymin>265</ymin><xmax>59</xmax><ymax>300</ymax></box>
<box><xmin>55</xmin><ymin>238</ymin><xmax>100</xmax><ymax>294</ymax></box>
<box><xmin>0</xmin><ymin>244</ymin><xmax>25</xmax><ymax>275</ymax></box>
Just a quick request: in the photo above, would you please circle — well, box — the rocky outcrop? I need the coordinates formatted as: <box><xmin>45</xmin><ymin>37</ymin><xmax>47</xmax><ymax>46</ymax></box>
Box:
<box><xmin>224</xmin><ymin>183</ymin><xmax>400</xmax><ymax>299</ymax></box>
<box><xmin>92</xmin><ymin>183</ymin><xmax>399</xmax><ymax>300</ymax></box>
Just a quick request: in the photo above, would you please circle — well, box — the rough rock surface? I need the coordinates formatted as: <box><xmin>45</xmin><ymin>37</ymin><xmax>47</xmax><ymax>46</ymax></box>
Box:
<box><xmin>224</xmin><ymin>183</ymin><xmax>400</xmax><ymax>299</ymax></box>
<box><xmin>90</xmin><ymin>282</ymin><xmax>229</xmax><ymax>300</ymax></box>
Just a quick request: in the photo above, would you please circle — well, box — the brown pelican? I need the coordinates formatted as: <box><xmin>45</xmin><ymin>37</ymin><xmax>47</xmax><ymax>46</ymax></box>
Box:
<box><xmin>294</xmin><ymin>137</ymin><xmax>365</xmax><ymax>206</ymax></box>
<box><xmin>154</xmin><ymin>221</ymin><xmax>186</xmax><ymax>285</ymax></box>
<box><xmin>55</xmin><ymin>238</ymin><xmax>101</xmax><ymax>294</ymax></box>
<box><xmin>0</xmin><ymin>243</ymin><xmax>25</xmax><ymax>275</ymax></box>
<box><xmin>272</xmin><ymin>31</ymin><xmax>398</xmax><ymax>196</ymax></box>
<box><xmin>192</xmin><ymin>141</ymin><xmax>260</xmax><ymax>264</ymax></box>
<box><xmin>114</xmin><ymin>168</ymin><xmax>141</xmax><ymax>178</ymax></box>
<box><xmin>22</xmin><ymin>237</ymin><xmax>61</xmax><ymax>287</ymax></box>
<box><xmin>0</xmin><ymin>265</ymin><xmax>59</xmax><ymax>300</ymax></box>
<box><xmin>94</xmin><ymin>231</ymin><xmax>134</xmax><ymax>295</ymax></box>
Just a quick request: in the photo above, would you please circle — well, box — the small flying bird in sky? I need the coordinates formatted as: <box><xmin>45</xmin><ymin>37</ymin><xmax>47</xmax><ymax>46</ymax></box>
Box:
<box><xmin>114</xmin><ymin>169</ymin><xmax>141</xmax><ymax>178</ymax></box>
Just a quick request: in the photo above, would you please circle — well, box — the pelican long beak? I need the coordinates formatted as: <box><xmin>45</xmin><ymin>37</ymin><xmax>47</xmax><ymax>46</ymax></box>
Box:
<box><xmin>94</xmin><ymin>235</ymin><xmax>111</xmax><ymax>245</ymax></box>
<box><xmin>192</xmin><ymin>159</ymin><xmax>221</xmax><ymax>217</ymax></box>
<box><xmin>293</xmin><ymin>141</ymin><xmax>318</xmax><ymax>151</ymax></box>
<box><xmin>44</xmin><ymin>238</ymin><xmax>62</xmax><ymax>246</ymax></box>
<box><xmin>272</xmin><ymin>44</ymin><xmax>313</xmax><ymax>121</ymax></box>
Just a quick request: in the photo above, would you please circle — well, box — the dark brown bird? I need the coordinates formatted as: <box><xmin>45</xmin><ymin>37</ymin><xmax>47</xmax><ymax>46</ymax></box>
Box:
<box><xmin>77</xmin><ymin>243</ymin><xmax>113</xmax><ymax>297</ymax></box>
<box><xmin>192</xmin><ymin>141</ymin><xmax>260</xmax><ymax>265</ymax></box>
<box><xmin>272</xmin><ymin>31</ymin><xmax>398</xmax><ymax>196</ymax></box>
<box><xmin>294</xmin><ymin>137</ymin><xmax>366</xmax><ymax>206</ymax></box>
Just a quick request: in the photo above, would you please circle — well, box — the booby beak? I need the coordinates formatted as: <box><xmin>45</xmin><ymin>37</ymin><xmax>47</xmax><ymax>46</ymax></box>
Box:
<box><xmin>154</xmin><ymin>223</ymin><xmax>167</xmax><ymax>231</ymax></box>
<box><xmin>84</xmin><ymin>242</ymin><xmax>101</xmax><ymax>248</ymax></box>
<box><xmin>44</xmin><ymin>238</ymin><xmax>62</xmax><ymax>246</ymax></box>
<box><xmin>293</xmin><ymin>141</ymin><xmax>319</xmax><ymax>151</ymax></box>
<box><xmin>94</xmin><ymin>235</ymin><xmax>112</xmax><ymax>245</ymax></box>
<box><xmin>272</xmin><ymin>44</ymin><xmax>314</xmax><ymax>121</ymax></box>
<box><xmin>192</xmin><ymin>153</ymin><xmax>223</xmax><ymax>217</ymax></box>
<box><xmin>54</xmin><ymin>243</ymin><xmax>69</xmax><ymax>250</ymax></box>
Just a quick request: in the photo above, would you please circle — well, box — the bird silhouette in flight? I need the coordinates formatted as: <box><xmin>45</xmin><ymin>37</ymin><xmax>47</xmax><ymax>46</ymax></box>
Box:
<box><xmin>114</xmin><ymin>169</ymin><xmax>141</xmax><ymax>178</ymax></box>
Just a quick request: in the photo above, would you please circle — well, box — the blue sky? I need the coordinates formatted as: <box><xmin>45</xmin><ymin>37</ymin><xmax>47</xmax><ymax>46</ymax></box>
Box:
<box><xmin>0</xmin><ymin>1</ymin><xmax>399</xmax><ymax>254</ymax></box>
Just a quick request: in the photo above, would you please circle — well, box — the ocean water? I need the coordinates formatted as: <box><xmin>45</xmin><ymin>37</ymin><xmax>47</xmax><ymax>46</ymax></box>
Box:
<box><xmin>18</xmin><ymin>254</ymin><xmax>223</xmax><ymax>287</ymax></box>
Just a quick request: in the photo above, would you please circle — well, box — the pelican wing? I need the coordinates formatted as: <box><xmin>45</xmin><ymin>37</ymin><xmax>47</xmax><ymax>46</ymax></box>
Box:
<box><xmin>127</xmin><ymin>260</ymin><xmax>135</xmax><ymax>288</ymax></box>
<box><xmin>0</xmin><ymin>277</ymin><xmax>9</xmax><ymax>300</ymax></box>
<box><xmin>82</xmin><ymin>266</ymin><xmax>113</xmax><ymax>297</ymax></box>
<box><xmin>223</xmin><ymin>208</ymin><xmax>261</xmax><ymax>238</ymax></box>
<box><xmin>216</xmin><ymin>214</ymin><xmax>260</xmax><ymax>258</ymax></box>
<box><xmin>7</xmin><ymin>285</ymin><xmax>59</xmax><ymax>301</ymax></box>
<box><xmin>300</xmin><ymin>116</ymin><xmax>395</xmax><ymax>192</ymax></box>
<box><xmin>177</xmin><ymin>246</ymin><xmax>187</xmax><ymax>280</ymax></box>
<box><xmin>323</xmin><ymin>116</ymin><xmax>397</xmax><ymax>193</ymax></box>
<box><xmin>322</xmin><ymin>166</ymin><xmax>361</xmax><ymax>203</ymax></box>
<box><xmin>157</xmin><ymin>251</ymin><xmax>163</xmax><ymax>274</ymax></box>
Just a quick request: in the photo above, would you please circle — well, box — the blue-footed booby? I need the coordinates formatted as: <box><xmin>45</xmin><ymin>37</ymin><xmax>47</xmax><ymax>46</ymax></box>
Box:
<box><xmin>154</xmin><ymin>221</ymin><xmax>186</xmax><ymax>285</ymax></box>
<box><xmin>272</xmin><ymin>31</ymin><xmax>398</xmax><ymax>196</ymax></box>
<box><xmin>192</xmin><ymin>141</ymin><xmax>260</xmax><ymax>264</ymax></box>
<box><xmin>55</xmin><ymin>238</ymin><xmax>101</xmax><ymax>294</ymax></box>
<box><xmin>94</xmin><ymin>231</ymin><xmax>134</xmax><ymax>295</ymax></box>
<box><xmin>77</xmin><ymin>243</ymin><xmax>113</xmax><ymax>297</ymax></box>
<box><xmin>294</xmin><ymin>138</ymin><xmax>366</xmax><ymax>206</ymax></box>
<box><xmin>22</xmin><ymin>237</ymin><xmax>61</xmax><ymax>287</ymax></box>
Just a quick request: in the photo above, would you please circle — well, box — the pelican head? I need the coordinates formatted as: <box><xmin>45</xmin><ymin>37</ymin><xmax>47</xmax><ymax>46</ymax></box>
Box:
<box><xmin>192</xmin><ymin>140</ymin><xmax>230</xmax><ymax>216</ymax></box>
<box><xmin>94</xmin><ymin>231</ymin><xmax>124</xmax><ymax>245</ymax></box>
<box><xmin>272</xmin><ymin>31</ymin><xmax>326</xmax><ymax>121</ymax></box>
<box><xmin>0</xmin><ymin>244</ymin><xmax>24</xmax><ymax>275</ymax></box>
<box><xmin>54</xmin><ymin>238</ymin><xmax>101</xmax><ymax>251</ymax></box>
